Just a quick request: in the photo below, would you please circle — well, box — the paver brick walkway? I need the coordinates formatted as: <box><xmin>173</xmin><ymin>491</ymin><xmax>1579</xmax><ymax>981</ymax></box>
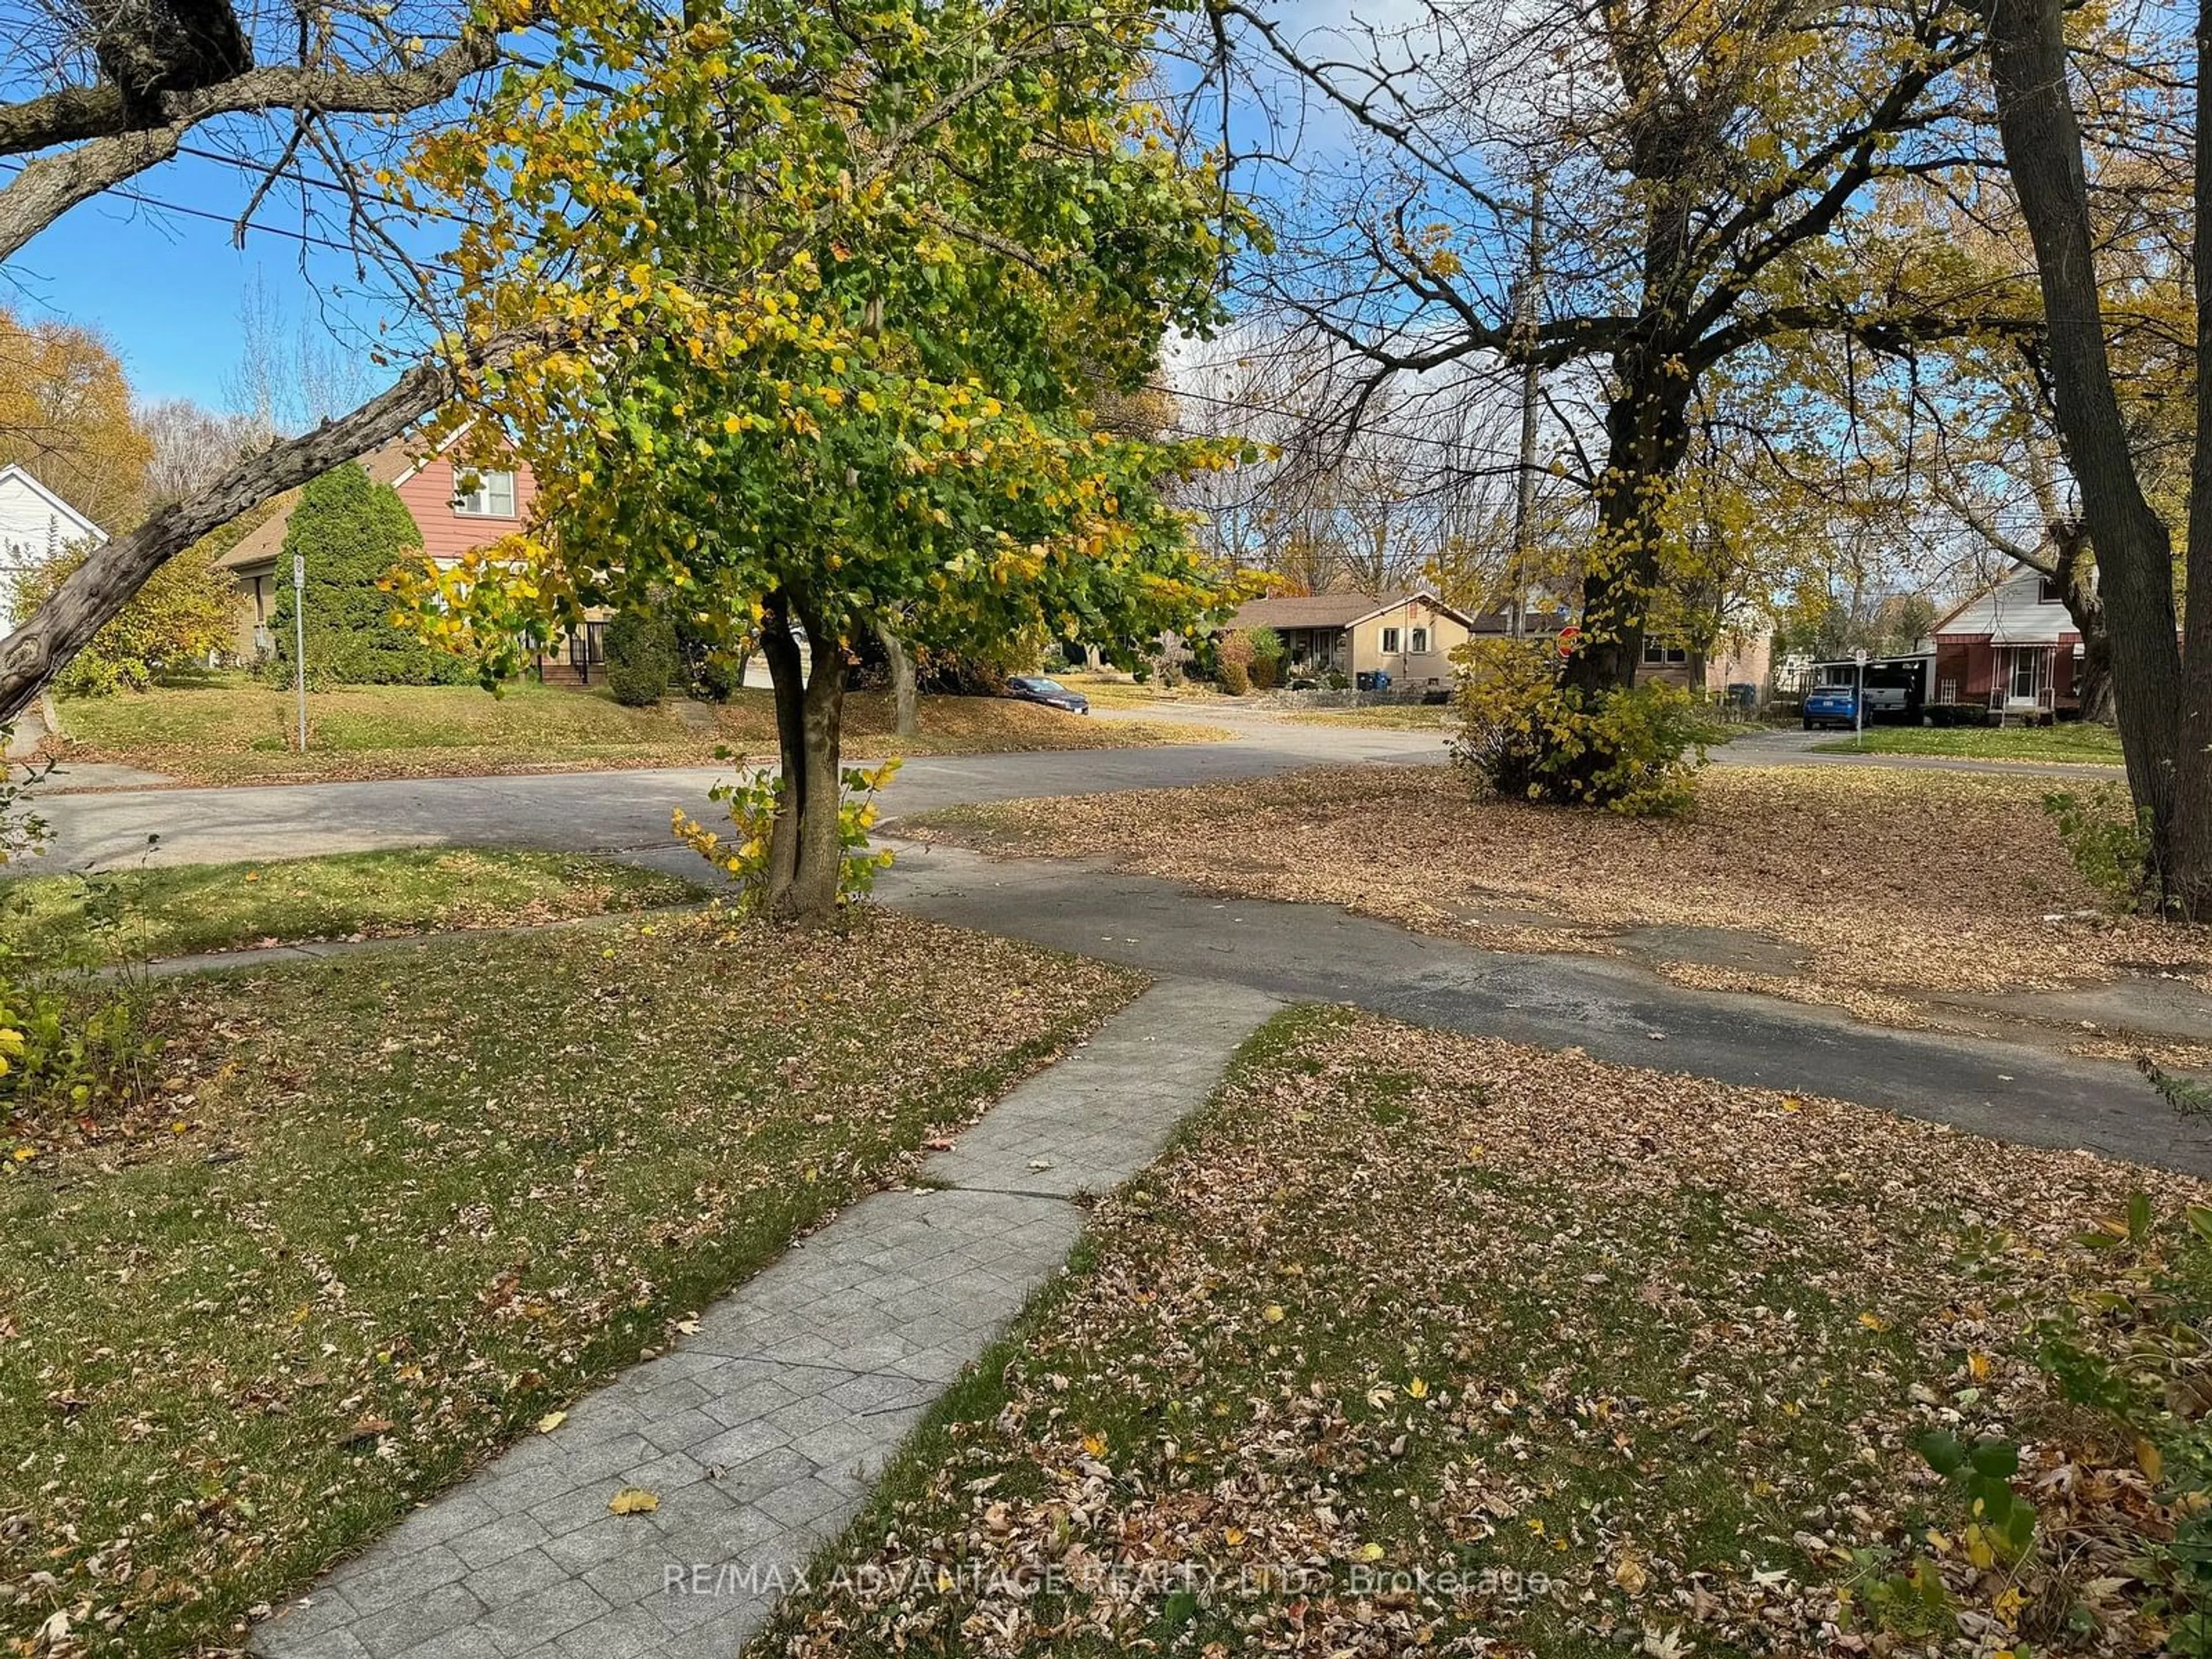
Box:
<box><xmin>253</xmin><ymin>978</ymin><xmax>1280</xmax><ymax>1659</ymax></box>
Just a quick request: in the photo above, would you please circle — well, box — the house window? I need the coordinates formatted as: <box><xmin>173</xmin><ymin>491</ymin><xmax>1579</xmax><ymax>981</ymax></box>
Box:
<box><xmin>1641</xmin><ymin>639</ymin><xmax>1688</xmax><ymax>665</ymax></box>
<box><xmin>1410</xmin><ymin>626</ymin><xmax>1430</xmax><ymax>654</ymax></box>
<box><xmin>454</xmin><ymin>467</ymin><xmax>517</xmax><ymax>517</ymax></box>
<box><xmin>2037</xmin><ymin>576</ymin><xmax>2061</xmax><ymax>604</ymax></box>
<box><xmin>1380</xmin><ymin>626</ymin><xmax>1402</xmax><ymax>653</ymax></box>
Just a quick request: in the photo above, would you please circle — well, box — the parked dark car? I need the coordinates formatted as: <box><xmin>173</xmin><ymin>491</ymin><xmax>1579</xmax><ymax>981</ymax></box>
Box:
<box><xmin>1004</xmin><ymin>675</ymin><xmax>1090</xmax><ymax>715</ymax></box>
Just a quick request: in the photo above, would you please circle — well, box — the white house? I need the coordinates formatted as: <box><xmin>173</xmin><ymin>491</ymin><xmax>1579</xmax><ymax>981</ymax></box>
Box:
<box><xmin>0</xmin><ymin>464</ymin><xmax>105</xmax><ymax>601</ymax></box>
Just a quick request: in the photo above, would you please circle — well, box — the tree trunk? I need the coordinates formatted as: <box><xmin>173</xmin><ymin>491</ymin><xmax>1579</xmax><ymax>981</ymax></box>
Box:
<box><xmin>876</xmin><ymin>622</ymin><xmax>918</xmax><ymax>739</ymax></box>
<box><xmin>757</xmin><ymin>589</ymin><xmax>846</xmax><ymax>926</ymax></box>
<box><xmin>2176</xmin><ymin>0</ymin><xmax>2212</xmax><ymax>915</ymax></box>
<box><xmin>1559</xmin><ymin>350</ymin><xmax>1695</xmax><ymax>699</ymax></box>
<box><xmin>1987</xmin><ymin>0</ymin><xmax>2202</xmax><ymax>909</ymax></box>
<box><xmin>757</xmin><ymin>592</ymin><xmax>808</xmax><ymax>907</ymax></box>
<box><xmin>2049</xmin><ymin>524</ymin><xmax>2115</xmax><ymax>725</ymax></box>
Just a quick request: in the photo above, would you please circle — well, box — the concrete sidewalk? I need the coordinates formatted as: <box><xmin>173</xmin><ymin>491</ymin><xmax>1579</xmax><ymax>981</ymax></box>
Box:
<box><xmin>252</xmin><ymin>978</ymin><xmax>1281</xmax><ymax>1659</ymax></box>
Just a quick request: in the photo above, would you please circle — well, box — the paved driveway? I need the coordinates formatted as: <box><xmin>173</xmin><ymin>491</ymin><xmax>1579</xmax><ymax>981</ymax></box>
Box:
<box><xmin>20</xmin><ymin>709</ymin><xmax>2200</xmax><ymax>1172</ymax></box>
<box><xmin>878</xmin><ymin>843</ymin><xmax>2212</xmax><ymax>1175</ymax></box>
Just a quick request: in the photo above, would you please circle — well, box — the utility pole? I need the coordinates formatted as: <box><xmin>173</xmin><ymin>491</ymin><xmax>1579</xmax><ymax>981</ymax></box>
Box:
<box><xmin>292</xmin><ymin>551</ymin><xmax>308</xmax><ymax>752</ymax></box>
<box><xmin>1508</xmin><ymin>176</ymin><xmax>1545</xmax><ymax>641</ymax></box>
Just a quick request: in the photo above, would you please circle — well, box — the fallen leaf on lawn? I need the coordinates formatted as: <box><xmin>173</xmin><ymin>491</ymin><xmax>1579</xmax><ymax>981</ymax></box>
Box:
<box><xmin>344</xmin><ymin>1416</ymin><xmax>393</xmax><ymax>1444</ymax></box>
<box><xmin>608</xmin><ymin>1487</ymin><xmax>660</xmax><ymax>1515</ymax></box>
<box><xmin>1613</xmin><ymin>1554</ymin><xmax>1649</xmax><ymax>1595</ymax></box>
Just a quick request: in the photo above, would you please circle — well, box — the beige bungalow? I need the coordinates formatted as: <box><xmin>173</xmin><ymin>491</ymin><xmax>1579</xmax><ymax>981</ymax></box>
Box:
<box><xmin>1224</xmin><ymin>589</ymin><xmax>1481</xmax><ymax>690</ymax></box>
<box><xmin>1636</xmin><ymin>627</ymin><xmax>1774</xmax><ymax>698</ymax></box>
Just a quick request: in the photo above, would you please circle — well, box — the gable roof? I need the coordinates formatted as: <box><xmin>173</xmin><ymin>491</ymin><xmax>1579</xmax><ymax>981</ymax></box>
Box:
<box><xmin>212</xmin><ymin>435</ymin><xmax>419</xmax><ymax>574</ymax></box>
<box><xmin>1930</xmin><ymin>566</ymin><xmax>2078</xmax><ymax>646</ymax></box>
<box><xmin>0</xmin><ymin>464</ymin><xmax>107</xmax><ymax>548</ymax></box>
<box><xmin>1225</xmin><ymin>589</ymin><xmax>1479</xmax><ymax>632</ymax></box>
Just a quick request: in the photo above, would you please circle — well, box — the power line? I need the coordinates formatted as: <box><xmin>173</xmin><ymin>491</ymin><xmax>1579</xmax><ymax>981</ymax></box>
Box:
<box><xmin>0</xmin><ymin>153</ymin><xmax>464</xmax><ymax>275</ymax></box>
<box><xmin>173</xmin><ymin>141</ymin><xmax>479</xmax><ymax>229</ymax></box>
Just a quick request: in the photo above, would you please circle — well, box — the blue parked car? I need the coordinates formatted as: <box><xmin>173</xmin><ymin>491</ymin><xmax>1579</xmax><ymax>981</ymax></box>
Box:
<box><xmin>1802</xmin><ymin>683</ymin><xmax>1862</xmax><ymax>730</ymax></box>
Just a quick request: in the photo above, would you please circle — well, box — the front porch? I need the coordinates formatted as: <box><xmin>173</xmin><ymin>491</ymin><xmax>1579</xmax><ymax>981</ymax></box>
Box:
<box><xmin>1933</xmin><ymin>638</ymin><xmax>2078</xmax><ymax>724</ymax></box>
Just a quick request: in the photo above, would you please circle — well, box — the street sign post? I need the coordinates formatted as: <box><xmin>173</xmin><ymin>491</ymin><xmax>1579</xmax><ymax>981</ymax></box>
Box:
<box><xmin>293</xmin><ymin>552</ymin><xmax>307</xmax><ymax>752</ymax></box>
<box><xmin>1853</xmin><ymin>647</ymin><xmax>1868</xmax><ymax>747</ymax></box>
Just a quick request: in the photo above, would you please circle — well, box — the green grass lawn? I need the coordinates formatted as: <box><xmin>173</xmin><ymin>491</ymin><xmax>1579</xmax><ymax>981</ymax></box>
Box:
<box><xmin>1812</xmin><ymin>722</ymin><xmax>2126</xmax><ymax>763</ymax></box>
<box><xmin>1285</xmin><ymin>702</ymin><xmax>1455</xmax><ymax>729</ymax></box>
<box><xmin>54</xmin><ymin>676</ymin><xmax>1228</xmax><ymax>786</ymax></box>
<box><xmin>0</xmin><ymin>848</ymin><xmax>704</xmax><ymax>967</ymax></box>
<box><xmin>761</xmin><ymin>1005</ymin><xmax>2209</xmax><ymax>1658</ymax></box>
<box><xmin>0</xmin><ymin>910</ymin><xmax>1138</xmax><ymax>1654</ymax></box>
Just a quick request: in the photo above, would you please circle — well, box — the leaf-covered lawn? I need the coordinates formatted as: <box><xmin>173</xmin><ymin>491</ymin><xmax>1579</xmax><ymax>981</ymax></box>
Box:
<box><xmin>0</xmin><ymin>911</ymin><xmax>1138</xmax><ymax>1654</ymax></box>
<box><xmin>1813</xmin><ymin>725</ymin><xmax>2126</xmax><ymax>764</ymax></box>
<box><xmin>54</xmin><ymin>680</ymin><xmax>1228</xmax><ymax>786</ymax></box>
<box><xmin>0</xmin><ymin>848</ymin><xmax>704</xmax><ymax>967</ymax></box>
<box><xmin>903</xmin><ymin>764</ymin><xmax>2212</xmax><ymax>1016</ymax></box>
<box><xmin>761</xmin><ymin>1006</ymin><xmax>2210</xmax><ymax>1659</ymax></box>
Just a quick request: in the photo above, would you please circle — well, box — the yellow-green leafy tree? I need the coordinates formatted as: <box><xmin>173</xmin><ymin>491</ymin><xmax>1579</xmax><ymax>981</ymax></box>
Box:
<box><xmin>396</xmin><ymin>0</ymin><xmax>1258</xmax><ymax>921</ymax></box>
<box><xmin>0</xmin><ymin>308</ymin><xmax>150</xmax><ymax>536</ymax></box>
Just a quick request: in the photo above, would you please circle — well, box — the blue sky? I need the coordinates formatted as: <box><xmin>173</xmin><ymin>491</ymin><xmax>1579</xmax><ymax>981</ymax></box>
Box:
<box><xmin>5</xmin><ymin>149</ymin><xmax>418</xmax><ymax>411</ymax></box>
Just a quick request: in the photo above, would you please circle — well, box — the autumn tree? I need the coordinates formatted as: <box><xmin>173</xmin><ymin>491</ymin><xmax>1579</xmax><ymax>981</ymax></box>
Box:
<box><xmin>1983</xmin><ymin>0</ymin><xmax>2208</xmax><ymax>909</ymax></box>
<box><xmin>0</xmin><ymin>308</ymin><xmax>151</xmax><ymax>532</ymax></box>
<box><xmin>1210</xmin><ymin>0</ymin><xmax>2029</xmax><ymax>792</ymax></box>
<box><xmin>138</xmin><ymin>396</ymin><xmax>269</xmax><ymax>506</ymax></box>
<box><xmin>1171</xmin><ymin>329</ymin><xmax>1530</xmax><ymax>601</ymax></box>
<box><xmin>397</xmin><ymin>0</ymin><xmax>1254</xmax><ymax>922</ymax></box>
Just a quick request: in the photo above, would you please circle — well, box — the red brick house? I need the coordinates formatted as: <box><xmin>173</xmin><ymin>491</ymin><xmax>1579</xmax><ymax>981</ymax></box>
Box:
<box><xmin>216</xmin><ymin>432</ymin><xmax>537</xmax><ymax>659</ymax></box>
<box><xmin>1929</xmin><ymin>567</ymin><xmax>2081</xmax><ymax>721</ymax></box>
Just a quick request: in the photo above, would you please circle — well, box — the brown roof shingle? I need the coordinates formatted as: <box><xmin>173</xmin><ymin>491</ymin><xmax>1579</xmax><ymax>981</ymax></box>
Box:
<box><xmin>1224</xmin><ymin>589</ymin><xmax>1476</xmax><ymax>631</ymax></box>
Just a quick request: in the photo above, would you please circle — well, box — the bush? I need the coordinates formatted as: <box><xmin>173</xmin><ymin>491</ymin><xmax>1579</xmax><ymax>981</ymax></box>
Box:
<box><xmin>2043</xmin><ymin>784</ymin><xmax>2157</xmax><ymax>912</ymax></box>
<box><xmin>0</xmin><ymin>948</ymin><xmax>161</xmax><ymax>1119</ymax></box>
<box><xmin>604</xmin><ymin>608</ymin><xmax>677</xmax><ymax>706</ymax></box>
<box><xmin>17</xmin><ymin>521</ymin><xmax>243</xmax><ymax>695</ymax></box>
<box><xmin>0</xmin><ymin>757</ymin><xmax>161</xmax><ymax>1125</ymax></box>
<box><xmin>672</xmin><ymin>608</ymin><xmax>741</xmax><ymax>701</ymax></box>
<box><xmin>1217</xmin><ymin>628</ymin><xmax>1259</xmax><ymax>695</ymax></box>
<box><xmin>270</xmin><ymin>464</ymin><xmax>476</xmax><ymax>685</ymax></box>
<box><xmin>1248</xmin><ymin>654</ymin><xmax>1279</xmax><ymax>691</ymax></box>
<box><xmin>673</xmin><ymin>757</ymin><xmax>902</xmax><ymax>912</ymax></box>
<box><xmin>1450</xmin><ymin>637</ymin><xmax>1710</xmax><ymax>815</ymax></box>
